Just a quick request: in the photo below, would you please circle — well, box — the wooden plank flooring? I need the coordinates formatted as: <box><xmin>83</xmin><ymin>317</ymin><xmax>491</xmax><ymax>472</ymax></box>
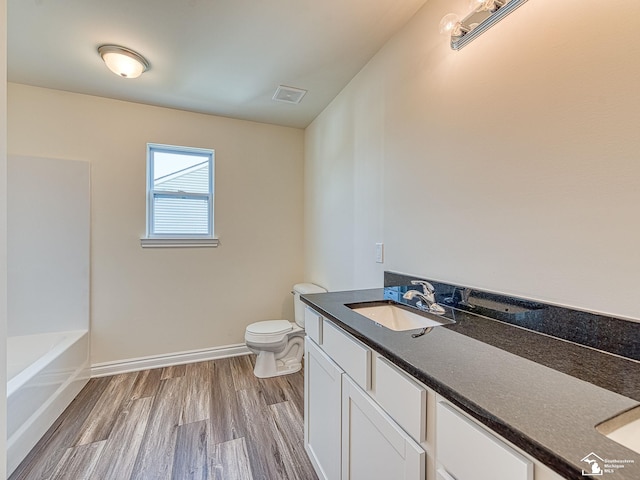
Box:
<box><xmin>10</xmin><ymin>356</ymin><xmax>318</xmax><ymax>480</ymax></box>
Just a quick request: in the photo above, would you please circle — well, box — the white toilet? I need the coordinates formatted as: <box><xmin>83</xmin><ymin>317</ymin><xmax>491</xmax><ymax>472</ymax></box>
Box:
<box><xmin>245</xmin><ymin>283</ymin><xmax>326</xmax><ymax>378</ymax></box>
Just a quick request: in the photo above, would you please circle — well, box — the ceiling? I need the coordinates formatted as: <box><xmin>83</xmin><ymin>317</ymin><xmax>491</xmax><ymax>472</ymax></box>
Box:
<box><xmin>8</xmin><ymin>0</ymin><xmax>428</xmax><ymax>128</ymax></box>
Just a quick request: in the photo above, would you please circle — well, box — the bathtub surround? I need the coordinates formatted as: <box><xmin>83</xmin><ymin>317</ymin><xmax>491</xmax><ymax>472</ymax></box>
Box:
<box><xmin>8</xmin><ymin>156</ymin><xmax>90</xmax><ymax>336</ymax></box>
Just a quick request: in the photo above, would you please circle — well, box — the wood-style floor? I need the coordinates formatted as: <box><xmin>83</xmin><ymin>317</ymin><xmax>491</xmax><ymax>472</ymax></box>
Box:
<box><xmin>10</xmin><ymin>355</ymin><xmax>318</xmax><ymax>480</ymax></box>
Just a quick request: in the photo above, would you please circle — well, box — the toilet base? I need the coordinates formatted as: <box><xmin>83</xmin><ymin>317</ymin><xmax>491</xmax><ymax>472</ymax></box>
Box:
<box><xmin>251</xmin><ymin>336</ymin><xmax>304</xmax><ymax>379</ymax></box>
<box><xmin>253</xmin><ymin>352</ymin><xmax>302</xmax><ymax>378</ymax></box>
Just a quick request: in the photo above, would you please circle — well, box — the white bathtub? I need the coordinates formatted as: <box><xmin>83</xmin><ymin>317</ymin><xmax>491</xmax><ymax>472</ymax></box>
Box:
<box><xmin>7</xmin><ymin>330</ymin><xmax>90</xmax><ymax>476</ymax></box>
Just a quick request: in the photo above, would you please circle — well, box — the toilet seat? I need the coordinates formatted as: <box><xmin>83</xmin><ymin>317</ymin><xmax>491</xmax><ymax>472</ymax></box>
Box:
<box><xmin>245</xmin><ymin>320</ymin><xmax>296</xmax><ymax>344</ymax></box>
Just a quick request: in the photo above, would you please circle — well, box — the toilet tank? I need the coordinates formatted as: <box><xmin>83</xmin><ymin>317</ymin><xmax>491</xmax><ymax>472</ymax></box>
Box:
<box><xmin>293</xmin><ymin>283</ymin><xmax>327</xmax><ymax>327</ymax></box>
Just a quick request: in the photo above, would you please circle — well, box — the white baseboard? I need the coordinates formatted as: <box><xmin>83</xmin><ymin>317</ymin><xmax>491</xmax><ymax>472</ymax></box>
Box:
<box><xmin>91</xmin><ymin>343</ymin><xmax>251</xmax><ymax>377</ymax></box>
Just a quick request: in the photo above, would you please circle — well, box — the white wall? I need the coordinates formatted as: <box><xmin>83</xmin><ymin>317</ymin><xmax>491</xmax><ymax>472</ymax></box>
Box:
<box><xmin>8</xmin><ymin>84</ymin><xmax>305</xmax><ymax>364</ymax></box>
<box><xmin>0</xmin><ymin>0</ymin><xmax>7</xmax><ymax>475</ymax></box>
<box><xmin>8</xmin><ymin>155</ymin><xmax>90</xmax><ymax>336</ymax></box>
<box><xmin>305</xmin><ymin>0</ymin><xmax>640</xmax><ymax>321</ymax></box>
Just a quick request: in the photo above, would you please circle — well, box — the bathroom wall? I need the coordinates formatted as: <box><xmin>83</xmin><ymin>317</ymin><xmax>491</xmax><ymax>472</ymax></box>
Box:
<box><xmin>8</xmin><ymin>84</ymin><xmax>305</xmax><ymax>364</ymax></box>
<box><xmin>305</xmin><ymin>0</ymin><xmax>640</xmax><ymax>321</ymax></box>
<box><xmin>0</xmin><ymin>0</ymin><xmax>8</xmax><ymax>474</ymax></box>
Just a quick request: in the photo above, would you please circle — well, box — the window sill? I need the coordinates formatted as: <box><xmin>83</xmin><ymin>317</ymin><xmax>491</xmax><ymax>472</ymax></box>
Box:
<box><xmin>140</xmin><ymin>237</ymin><xmax>220</xmax><ymax>248</ymax></box>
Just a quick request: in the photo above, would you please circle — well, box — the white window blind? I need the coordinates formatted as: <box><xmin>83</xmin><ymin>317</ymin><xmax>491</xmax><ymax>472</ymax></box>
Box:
<box><xmin>152</xmin><ymin>195</ymin><xmax>209</xmax><ymax>235</ymax></box>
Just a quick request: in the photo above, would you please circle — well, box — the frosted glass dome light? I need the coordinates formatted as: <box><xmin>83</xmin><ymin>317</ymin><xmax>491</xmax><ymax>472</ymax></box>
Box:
<box><xmin>98</xmin><ymin>45</ymin><xmax>150</xmax><ymax>79</ymax></box>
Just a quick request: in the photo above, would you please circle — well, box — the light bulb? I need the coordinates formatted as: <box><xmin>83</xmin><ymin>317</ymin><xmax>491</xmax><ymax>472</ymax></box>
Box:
<box><xmin>439</xmin><ymin>13</ymin><xmax>461</xmax><ymax>35</ymax></box>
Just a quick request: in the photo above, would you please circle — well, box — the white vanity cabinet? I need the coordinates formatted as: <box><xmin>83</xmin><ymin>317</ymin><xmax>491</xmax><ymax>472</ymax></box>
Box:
<box><xmin>304</xmin><ymin>306</ymin><xmax>426</xmax><ymax>480</ymax></box>
<box><xmin>303</xmin><ymin>306</ymin><xmax>564</xmax><ymax>480</ymax></box>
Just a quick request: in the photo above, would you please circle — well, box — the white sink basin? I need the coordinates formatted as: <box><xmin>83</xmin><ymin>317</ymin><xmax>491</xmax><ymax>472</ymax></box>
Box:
<box><xmin>597</xmin><ymin>406</ymin><xmax>640</xmax><ymax>454</ymax></box>
<box><xmin>349</xmin><ymin>303</ymin><xmax>452</xmax><ymax>331</ymax></box>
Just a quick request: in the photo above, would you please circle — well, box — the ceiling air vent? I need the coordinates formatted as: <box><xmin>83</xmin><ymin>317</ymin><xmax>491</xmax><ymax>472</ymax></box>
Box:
<box><xmin>272</xmin><ymin>85</ymin><xmax>307</xmax><ymax>104</ymax></box>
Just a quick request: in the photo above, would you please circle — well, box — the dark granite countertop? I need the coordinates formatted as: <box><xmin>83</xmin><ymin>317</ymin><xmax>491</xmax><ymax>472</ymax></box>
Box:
<box><xmin>301</xmin><ymin>288</ymin><xmax>640</xmax><ymax>480</ymax></box>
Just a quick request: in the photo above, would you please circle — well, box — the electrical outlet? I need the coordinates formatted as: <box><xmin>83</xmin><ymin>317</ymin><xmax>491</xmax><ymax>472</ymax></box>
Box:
<box><xmin>375</xmin><ymin>243</ymin><xmax>384</xmax><ymax>263</ymax></box>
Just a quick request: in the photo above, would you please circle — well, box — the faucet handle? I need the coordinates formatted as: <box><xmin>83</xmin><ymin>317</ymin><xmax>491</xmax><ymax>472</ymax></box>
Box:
<box><xmin>411</xmin><ymin>280</ymin><xmax>435</xmax><ymax>295</ymax></box>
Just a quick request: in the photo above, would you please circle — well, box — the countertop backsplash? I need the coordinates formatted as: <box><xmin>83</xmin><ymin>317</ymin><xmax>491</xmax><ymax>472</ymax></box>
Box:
<box><xmin>384</xmin><ymin>271</ymin><xmax>640</xmax><ymax>362</ymax></box>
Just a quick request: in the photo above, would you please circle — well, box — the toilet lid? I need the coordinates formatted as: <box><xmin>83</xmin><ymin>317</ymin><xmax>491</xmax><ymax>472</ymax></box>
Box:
<box><xmin>246</xmin><ymin>320</ymin><xmax>293</xmax><ymax>335</ymax></box>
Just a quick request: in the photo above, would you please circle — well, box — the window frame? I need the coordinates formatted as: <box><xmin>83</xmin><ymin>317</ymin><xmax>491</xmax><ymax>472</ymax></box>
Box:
<box><xmin>141</xmin><ymin>143</ymin><xmax>218</xmax><ymax>248</ymax></box>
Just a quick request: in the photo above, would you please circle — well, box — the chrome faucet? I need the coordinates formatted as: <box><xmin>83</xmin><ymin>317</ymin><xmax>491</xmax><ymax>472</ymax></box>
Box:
<box><xmin>403</xmin><ymin>280</ymin><xmax>446</xmax><ymax>315</ymax></box>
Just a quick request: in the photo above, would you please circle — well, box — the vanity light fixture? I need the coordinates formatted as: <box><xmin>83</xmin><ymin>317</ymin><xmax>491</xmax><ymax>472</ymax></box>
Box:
<box><xmin>98</xmin><ymin>45</ymin><xmax>150</xmax><ymax>79</ymax></box>
<box><xmin>440</xmin><ymin>0</ymin><xmax>529</xmax><ymax>50</ymax></box>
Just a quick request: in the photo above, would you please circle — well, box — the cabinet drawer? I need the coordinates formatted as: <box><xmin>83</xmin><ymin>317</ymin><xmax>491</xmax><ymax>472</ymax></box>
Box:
<box><xmin>436</xmin><ymin>402</ymin><xmax>533</xmax><ymax>480</ymax></box>
<box><xmin>305</xmin><ymin>307</ymin><xmax>323</xmax><ymax>344</ymax></box>
<box><xmin>322</xmin><ymin>320</ymin><xmax>371</xmax><ymax>390</ymax></box>
<box><xmin>375</xmin><ymin>356</ymin><xmax>426</xmax><ymax>443</ymax></box>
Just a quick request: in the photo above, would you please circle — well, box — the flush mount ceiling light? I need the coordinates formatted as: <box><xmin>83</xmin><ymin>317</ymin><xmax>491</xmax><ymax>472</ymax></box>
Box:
<box><xmin>440</xmin><ymin>0</ymin><xmax>529</xmax><ymax>50</ymax></box>
<box><xmin>98</xmin><ymin>45</ymin><xmax>150</xmax><ymax>79</ymax></box>
<box><xmin>272</xmin><ymin>85</ymin><xmax>307</xmax><ymax>104</ymax></box>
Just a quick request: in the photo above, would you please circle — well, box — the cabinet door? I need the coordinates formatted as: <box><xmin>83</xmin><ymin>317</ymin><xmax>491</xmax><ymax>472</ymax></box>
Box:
<box><xmin>342</xmin><ymin>375</ymin><xmax>425</xmax><ymax>480</ymax></box>
<box><xmin>305</xmin><ymin>338</ymin><xmax>342</xmax><ymax>480</ymax></box>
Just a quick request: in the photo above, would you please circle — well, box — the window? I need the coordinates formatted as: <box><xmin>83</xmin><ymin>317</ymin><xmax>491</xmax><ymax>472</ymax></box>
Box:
<box><xmin>141</xmin><ymin>143</ymin><xmax>218</xmax><ymax>247</ymax></box>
